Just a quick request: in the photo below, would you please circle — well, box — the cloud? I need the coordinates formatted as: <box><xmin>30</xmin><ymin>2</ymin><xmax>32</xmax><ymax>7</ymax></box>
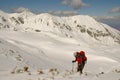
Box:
<box><xmin>94</xmin><ymin>15</ymin><xmax>120</xmax><ymax>30</ymax></box>
<box><xmin>11</xmin><ymin>7</ymin><xmax>31</xmax><ymax>13</ymax></box>
<box><xmin>94</xmin><ymin>15</ymin><xmax>120</xmax><ymax>21</ymax></box>
<box><xmin>61</xmin><ymin>0</ymin><xmax>89</xmax><ymax>9</ymax></box>
<box><xmin>110</xmin><ymin>7</ymin><xmax>120</xmax><ymax>13</ymax></box>
<box><xmin>48</xmin><ymin>10</ymin><xmax>79</xmax><ymax>16</ymax></box>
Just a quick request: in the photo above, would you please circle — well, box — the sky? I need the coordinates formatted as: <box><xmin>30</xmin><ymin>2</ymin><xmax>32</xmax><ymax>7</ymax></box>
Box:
<box><xmin>0</xmin><ymin>0</ymin><xmax>120</xmax><ymax>30</ymax></box>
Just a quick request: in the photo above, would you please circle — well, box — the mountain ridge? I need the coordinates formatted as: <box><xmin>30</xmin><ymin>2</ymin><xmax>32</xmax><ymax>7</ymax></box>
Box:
<box><xmin>0</xmin><ymin>10</ymin><xmax>120</xmax><ymax>45</ymax></box>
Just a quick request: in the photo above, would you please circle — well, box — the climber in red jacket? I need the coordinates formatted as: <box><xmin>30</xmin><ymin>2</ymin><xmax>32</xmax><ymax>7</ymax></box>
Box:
<box><xmin>72</xmin><ymin>51</ymin><xmax>87</xmax><ymax>74</ymax></box>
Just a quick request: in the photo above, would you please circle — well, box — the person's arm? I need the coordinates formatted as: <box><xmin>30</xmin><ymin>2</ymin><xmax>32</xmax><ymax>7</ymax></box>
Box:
<box><xmin>72</xmin><ymin>57</ymin><xmax>77</xmax><ymax>63</ymax></box>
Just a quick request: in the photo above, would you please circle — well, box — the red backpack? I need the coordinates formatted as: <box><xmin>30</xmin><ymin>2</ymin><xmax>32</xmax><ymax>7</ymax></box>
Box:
<box><xmin>74</xmin><ymin>51</ymin><xmax>87</xmax><ymax>63</ymax></box>
<box><xmin>79</xmin><ymin>51</ymin><xmax>87</xmax><ymax>61</ymax></box>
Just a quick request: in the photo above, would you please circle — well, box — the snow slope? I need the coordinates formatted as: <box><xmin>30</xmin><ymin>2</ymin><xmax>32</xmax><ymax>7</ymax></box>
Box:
<box><xmin>0</xmin><ymin>31</ymin><xmax>120</xmax><ymax>80</ymax></box>
<box><xmin>0</xmin><ymin>10</ymin><xmax>120</xmax><ymax>80</ymax></box>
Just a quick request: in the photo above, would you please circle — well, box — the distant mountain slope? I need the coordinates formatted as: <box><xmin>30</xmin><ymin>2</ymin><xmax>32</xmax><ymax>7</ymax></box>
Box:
<box><xmin>0</xmin><ymin>10</ymin><xmax>120</xmax><ymax>45</ymax></box>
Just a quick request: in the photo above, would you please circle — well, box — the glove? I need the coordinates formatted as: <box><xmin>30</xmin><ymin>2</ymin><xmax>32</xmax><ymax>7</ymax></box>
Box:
<box><xmin>72</xmin><ymin>60</ymin><xmax>76</xmax><ymax>63</ymax></box>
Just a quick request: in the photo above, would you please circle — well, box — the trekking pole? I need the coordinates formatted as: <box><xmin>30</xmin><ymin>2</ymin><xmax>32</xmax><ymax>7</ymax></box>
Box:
<box><xmin>72</xmin><ymin>62</ymin><xmax>74</xmax><ymax>73</ymax></box>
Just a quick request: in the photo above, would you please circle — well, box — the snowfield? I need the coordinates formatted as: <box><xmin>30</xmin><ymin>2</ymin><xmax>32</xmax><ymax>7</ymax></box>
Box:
<box><xmin>0</xmin><ymin>10</ymin><xmax>120</xmax><ymax>80</ymax></box>
<box><xmin>0</xmin><ymin>31</ymin><xmax>120</xmax><ymax>80</ymax></box>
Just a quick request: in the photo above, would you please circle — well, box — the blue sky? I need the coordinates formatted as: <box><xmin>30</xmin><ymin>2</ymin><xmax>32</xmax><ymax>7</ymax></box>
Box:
<box><xmin>0</xmin><ymin>0</ymin><xmax>119</xmax><ymax>15</ymax></box>
<box><xmin>0</xmin><ymin>0</ymin><xmax>120</xmax><ymax>30</ymax></box>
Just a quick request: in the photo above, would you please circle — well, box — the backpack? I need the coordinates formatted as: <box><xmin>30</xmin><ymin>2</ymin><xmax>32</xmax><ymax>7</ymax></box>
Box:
<box><xmin>74</xmin><ymin>51</ymin><xmax>87</xmax><ymax>62</ymax></box>
<box><xmin>79</xmin><ymin>51</ymin><xmax>87</xmax><ymax>61</ymax></box>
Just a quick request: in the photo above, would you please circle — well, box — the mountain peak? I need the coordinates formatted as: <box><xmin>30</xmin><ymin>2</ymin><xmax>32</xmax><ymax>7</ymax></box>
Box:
<box><xmin>0</xmin><ymin>9</ymin><xmax>120</xmax><ymax>45</ymax></box>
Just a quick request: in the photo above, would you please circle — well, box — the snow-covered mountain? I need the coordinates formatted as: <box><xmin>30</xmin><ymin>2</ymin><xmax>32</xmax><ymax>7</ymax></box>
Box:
<box><xmin>0</xmin><ymin>10</ymin><xmax>120</xmax><ymax>45</ymax></box>
<box><xmin>0</xmin><ymin>10</ymin><xmax>120</xmax><ymax>80</ymax></box>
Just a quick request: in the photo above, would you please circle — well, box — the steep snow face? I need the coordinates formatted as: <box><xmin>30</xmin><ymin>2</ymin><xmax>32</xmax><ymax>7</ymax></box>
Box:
<box><xmin>0</xmin><ymin>31</ymin><xmax>120</xmax><ymax>68</ymax></box>
<box><xmin>0</xmin><ymin>31</ymin><xmax>120</xmax><ymax>80</ymax></box>
<box><xmin>0</xmin><ymin>10</ymin><xmax>120</xmax><ymax>45</ymax></box>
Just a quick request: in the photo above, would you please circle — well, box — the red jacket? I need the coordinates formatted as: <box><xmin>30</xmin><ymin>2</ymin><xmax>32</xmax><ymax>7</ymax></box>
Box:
<box><xmin>76</xmin><ymin>57</ymin><xmax>82</xmax><ymax>63</ymax></box>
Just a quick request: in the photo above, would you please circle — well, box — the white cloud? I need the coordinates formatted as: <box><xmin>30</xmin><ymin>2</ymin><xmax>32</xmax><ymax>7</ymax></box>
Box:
<box><xmin>62</xmin><ymin>0</ymin><xmax>89</xmax><ymax>9</ymax></box>
<box><xmin>94</xmin><ymin>15</ymin><xmax>120</xmax><ymax>21</ymax></box>
<box><xmin>110</xmin><ymin>7</ymin><xmax>120</xmax><ymax>13</ymax></box>
<box><xmin>48</xmin><ymin>10</ymin><xmax>79</xmax><ymax>16</ymax></box>
<box><xmin>11</xmin><ymin>7</ymin><xmax>30</xmax><ymax>13</ymax></box>
<box><xmin>93</xmin><ymin>15</ymin><xmax>120</xmax><ymax>30</ymax></box>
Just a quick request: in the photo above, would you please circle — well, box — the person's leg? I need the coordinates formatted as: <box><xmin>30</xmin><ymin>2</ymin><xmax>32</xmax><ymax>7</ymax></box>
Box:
<box><xmin>77</xmin><ymin>63</ymin><xmax>83</xmax><ymax>74</ymax></box>
<box><xmin>77</xmin><ymin>63</ymin><xmax>80</xmax><ymax>72</ymax></box>
<box><xmin>79</xmin><ymin>63</ymin><xmax>83</xmax><ymax>74</ymax></box>
<box><xmin>82</xmin><ymin>61</ymin><xmax>85</xmax><ymax>69</ymax></box>
<box><xmin>81</xmin><ymin>61</ymin><xmax>85</xmax><ymax>73</ymax></box>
